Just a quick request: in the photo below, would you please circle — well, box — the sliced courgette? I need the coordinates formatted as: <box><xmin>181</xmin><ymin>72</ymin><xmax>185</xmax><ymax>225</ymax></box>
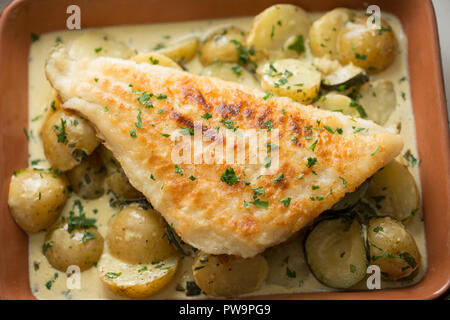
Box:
<box><xmin>321</xmin><ymin>63</ymin><xmax>369</xmax><ymax>90</ymax></box>
<box><xmin>305</xmin><ymin>216</ymin><xmax>368</xmax><ymax>289</ymax></box>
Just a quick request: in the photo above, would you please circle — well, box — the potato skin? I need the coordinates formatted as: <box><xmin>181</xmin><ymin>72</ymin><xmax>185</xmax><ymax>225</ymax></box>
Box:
<box><xmin>368</xmin><ymin>216</ymin><xmax>421</xmax><ymax>280</ymax></box>
<box><xmin>156</xmin><ymin>37</ymin><xmax>199</xmax><ymax>64</ymax></box>
<box><xmin>309</xmin><ymin>8</ymin><xmax>355</xmax><ymax>59</ymax></box>
<box><xmin>98</xmin><ymin>254</ymin><xmax>178</xmax><ymax>299</ymax></box>
<box><xmin>192</xmin><ymin>253</ymin><xmax>268</xmax><ymax>297</ymax></box>
<box><xmin>106</xmin><ymin>204</ymin><xmax>175</xmax><ymax>264</ymax></box>
<box><xmin>106</xmin><ymin>170</ymin><xmax>142</xmax><ymax>200</ymax></box>
<box><xmin>8</xmin><ymin>168</ymin><xmax>68</xmax><ymax>233</ymax></box>
<box><xmin>44</xmin><ymin>224</ymin><xmax>104</xmax><ymax>271</ymax></box>
<box><xmin>246</xmin><ymin>4</ymin><xmax>311</xmax><ymax>61</ymax></box>
<box><xmin>131</xmin><ymin>52</ymin><xmax>182</xmax><ymax>69</ymax></box>
<box><xmin>200</xmin><ymin>26</ymin><xmax>246</xmax><ymax>66</ymax></box>
<box><xmin>337</xmin><ymin>17</ymin><xmax>397</xmax><ymax>74</ymax></box>
<box><xmin>40</xmin><ymin>109</ymin><xmax>100</xmax><ymax>171</ymax></box>
<box><xmin>66</xmin><ymin>151</ymin><xmax>106</xmax><ymax>199</ymax></box>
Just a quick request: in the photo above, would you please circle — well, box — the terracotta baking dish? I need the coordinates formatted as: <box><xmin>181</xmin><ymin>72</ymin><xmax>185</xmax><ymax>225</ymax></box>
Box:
<box><xmin>0</xmin><ymin>0</ymin><xmax>449</xmax><ymax>300</ymax></box>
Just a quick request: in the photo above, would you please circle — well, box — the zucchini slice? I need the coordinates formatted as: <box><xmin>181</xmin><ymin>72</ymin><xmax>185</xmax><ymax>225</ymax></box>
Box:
<box><xmin>321</xmin><ymin>63</ymin><xmax>369</xmax><ymax>90</ymax></box>
<box><xmin>305</xmin><ymin>217</ymin><xmax>368</xmax><ymax>289</ymax></box>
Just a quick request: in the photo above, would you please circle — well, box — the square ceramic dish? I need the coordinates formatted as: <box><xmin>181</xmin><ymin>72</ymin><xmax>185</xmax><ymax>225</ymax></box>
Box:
<box><xmin>0</xmin><ymin>0</ymin><xmax>449</xmax><ymax>300</ymax></box>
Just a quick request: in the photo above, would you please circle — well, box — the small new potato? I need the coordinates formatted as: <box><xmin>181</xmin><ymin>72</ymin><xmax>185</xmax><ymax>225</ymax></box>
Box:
<box><xmin>98</xmin><ymin>253</ymin><xmax>178</xmax><ymax>299</ymax></box>
<box><xmin>313</xmin><ymin>92</ymin><xmax>358</xmax><ymax>116</ymax></box>
<box><xmin>107</xmin><ymin>204</ymin><xmax>175</xmax><ymax>264</ymax></box>
<box><xmin>44</xmin><ymin>223</ymin><xmax>104</xmax><ymax>271</ymax></box>
<box><xmin>192</xmin><ymin>253</ymin><xmax>269</xmax><ymax>297</ymax></box>
<box><xmin>40</xmin><ymin>109</ymin><xmax>101</xmax><ymax>171</ymax></box>
<box><xmin>260</xmin><ymin>59</ymin><xmax>321</xmax><ymax>104</ymax></box>
<box><xmin>97</xmin><ymin>145</ymin><xmax>120</xmax><ymax>174</ymax></box>
<box><xmin>337</xmin><ymin>17</ymin><xmax>397</xmax><ymax>73</ymax></box>
<box><xmin>247</xmin><ymin>4</ymin><xmax>311</xmax><ymax>61</ymax></box>
<box><xmin>368</xmin><ymin>216</ymin><xmax>421</xmax><ymax>280</ymax></box>
<box><xmin>130</xmin><ymin>52</ymin><xmax>182</xmax><ymax>69</ymax></box>
<box><xmin>156</xmin><ymin>36</ymin><xmax>198</xmax><ymax>65</ymax></box>
<box><xmin>358</xmin><ymin>79</ymin><xmax>397</xmax><ymax>125</ymax></box>
<box><xmin>309</xmin><ymin>8</ymin><xmax>355</xmax><ymax>59</ymax></box>
<box><xmin>106</xmin><ymin>170</ymin><xmax>142</xmax><ymax>200</ymax></box>
<box><xmin>8</xmin><ymin>168</ymin><xmax>68</xmax><ymax>233</ymax></box>
<box><xmin>365</xmin><ymin>160</ymin><xmax>419</xmax><ymax>221</ymax></box>
<box><xmin>199</xmin><ymin>26</ymin><xmax>246</xmax><ymax>66</ymax></box>
<box><xmin>66</xmin><ymin>151</ymin><xmax>106</xmax><ymax>199</ymax></box>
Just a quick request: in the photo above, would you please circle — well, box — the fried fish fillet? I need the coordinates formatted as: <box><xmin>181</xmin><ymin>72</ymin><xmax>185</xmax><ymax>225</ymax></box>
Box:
<box><xmin>45</xmin><ymin>45</ymin><xmax>402</xmax><ymax>257</ymax></box>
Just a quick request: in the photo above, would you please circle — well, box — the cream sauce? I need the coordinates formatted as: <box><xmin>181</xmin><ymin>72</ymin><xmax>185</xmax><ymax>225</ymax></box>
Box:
<box><xmin>27</xmin><ymin>12</ymin><xmax>426</xmax><ymax>299</ymax></box>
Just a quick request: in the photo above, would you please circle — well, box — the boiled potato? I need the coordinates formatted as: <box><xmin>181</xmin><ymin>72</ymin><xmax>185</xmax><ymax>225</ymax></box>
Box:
<box><xmin>156</xmin><ymin>36</ymin><xmax>198</xmax><ymax>64</ymax></box>
<box><xmin>106</xmin><ymin>170</ymin><xmax>142</xmax><ymax>200</ymax></box>
<box><xmin>368</xmin><ymin>216</ymin><xmax>421</xmax><ymax>280</ymax></box>
<box><xmin>337</xmin><ymin>17</ymin><xmax>397</xmax><ymax>74</ymax></box>
<box><xmin>313</xmin><ymin>92</ymin><xmax>357</xmax><ymax>116</ymax></box>
<box><xmin>199</xmin><ymin>26</ymin><xmax>246</xmax><ymax>66</ymax></box>
<box><xmin>365</xmin><ymin>160</ymin><xmax>419</xmax><ymax>222</ymax></box>
<box><xmin>260</xmin><ymin>59</ymin><xmax>321</xmax><ymax>104</ymax></box>
<box><xmin>309</xmin><ymin>8</ymin><xmax>355</xmax><ymax>59</ymax></box>
<box><xmin>200</xmin><ymin>63</ymin><xmax>260</xmax><ymax>89</ymax></box>
<box><xmin>106</xmin><ymin>204</ymin><xmax>175</xmax><ymax>264</ymax></box>
<box><xmin>40</xmin><ymin>109</ymin><xmax>101</xmax><ymax>171</ymax></box>
<box><xmin>358</xmin><ymin>79</ymin><xmax>396</xmax><ymax>125</ymax></box>
<box><xmin>8</xmin><ymin>168</ymin><xmax>68</xmax><ymax>233</ymax></box>
<box><xmin>98</xmin><ymin>145</ymin><xmax>142</xmax><ymax>200</ymax></box>
<box><xmin>97</xmin><ymin>145</ymin><xmax>121</xmax><ymax>174</ymax></box>
<box><xmin>44</xmin><ymin>223</ymin><xmax>104</xmax><ymax>271</ymax></box>
<box><xmin>312</xmin><ymin>56</ymin><xmax>342</xmax><ymax>75</ymax></box>
<box><xmin>192</xmin><ymin>252</ymin><xmax>268</xmax><ymax>297</ymax></box>
<box><xmin>66</xmin><ymin>151</ymin><xmax>106</xmax><ymax>199</ymax></box>
<box><xmin>247</xmin><ymin>4</ymin><xmax>311</xmax><ymax>61</ymax></box>
<box><xmin>69</xmin><ymin>31</ymin><xmax>134</xmax><ymax>59</ymax></box>
<box><xmin>130</xmin><ymin>51</ymin><xmax>181</xmax><ymax>69</ymax></box>
<box><xmin>98</xmin><ymin>253</ymin><xmax>178</xmax><ymax>299</ymax></box>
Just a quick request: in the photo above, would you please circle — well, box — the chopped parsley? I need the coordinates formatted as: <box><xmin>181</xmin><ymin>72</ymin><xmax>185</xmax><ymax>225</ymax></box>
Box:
<box><xmin>174</xmin><ymin>164</ymin><xmax>183</xmax><ymax>176</ymax></box>
<box><xmin>53</xmin><ymin>118</ymin><xmax>68</xmax><ymax>144</ymax></box>
<box><xmin>201</xmin><ymin>113</ymin><xmax>212</xmax><ymax>120</ymax></box>
<box><xmin>279</xmin><ymin>197</ymin><xmax>291</xmax><ymax>207</ymax></box>
<box><xmin>180</xmin><ymin>127</ymin><xmax>194</xmax><ymax>136</ymax></box>
<box><xmin>286</xmin><ymin>267</ymin><xmax>297</xmax><ymax>278</ymax></box>
<box><xmin>220</xmin><ymin>167</ymin><xmax>239</xmax><ymax>186</ymax></box>
<box><xmin>287</xmin><ymin>35</ymin><xmax>305</xmax><ymax>54</ymax></box>
<box><xmin>135</xmin><ymin>109</ymin><xmax>144</xmax><ymax>129</ymax></box>
<box><xmin>306</xmin><ymin>157</ymin><xmax>317</xmax><ymax>168</ymax></box>
<box><xmin>371</xmin><ymin>145</ymin><xmax>380</xmax><ymax>156</ymax></box>
<box><xmin>104</xmin><ymin>272</ymin><xmax>121</xmax><ymax>279</ymax></box>
<box><xmin>221</xmin><ymin>118</ymin><xmax>239</xmax><ymax>131</ymax></box>
<box><xmin>273</xmin><ymin>173</ymin><xmax>284</xmax><ymax>183</ymax></box>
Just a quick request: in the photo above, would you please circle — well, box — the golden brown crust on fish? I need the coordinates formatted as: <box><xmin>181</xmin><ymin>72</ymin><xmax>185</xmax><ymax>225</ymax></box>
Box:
<box><xmin>45</xmin><ymin>45</ymin><xmax>402</xmax><ymax>257</ymax></box>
